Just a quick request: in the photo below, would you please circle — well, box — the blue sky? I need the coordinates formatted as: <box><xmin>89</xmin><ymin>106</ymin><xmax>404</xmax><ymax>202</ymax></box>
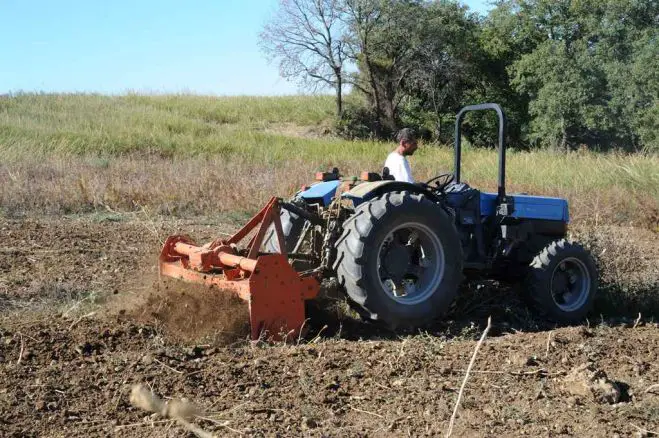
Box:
<box><xmin>1</xmin><ymin>0</ymin><xmax>494</xmax><ymax>95</ymax></box>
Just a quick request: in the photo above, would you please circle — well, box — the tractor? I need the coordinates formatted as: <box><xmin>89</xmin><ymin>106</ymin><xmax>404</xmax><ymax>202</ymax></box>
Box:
<box><xmin>160</xmin><ymin>104</ymin><xmax>598</xmax><ymax>339</ymax></box>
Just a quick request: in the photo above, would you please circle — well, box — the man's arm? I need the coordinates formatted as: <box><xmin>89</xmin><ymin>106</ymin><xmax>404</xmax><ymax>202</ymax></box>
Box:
<box><xmin>399</xmin><ymin>157</ymin><xmax>414</xmax><ymax>183</ymax></box>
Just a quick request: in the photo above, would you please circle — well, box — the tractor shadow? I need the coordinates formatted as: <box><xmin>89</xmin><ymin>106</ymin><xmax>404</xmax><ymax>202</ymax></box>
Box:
<box><xmin>305</xmin><ymin>279</ymin><xmax>659</xmax><ymax>342</ymax></box>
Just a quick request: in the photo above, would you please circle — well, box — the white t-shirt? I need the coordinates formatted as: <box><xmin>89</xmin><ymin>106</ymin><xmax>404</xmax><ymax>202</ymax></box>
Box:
<box><xmin>384</xmin><ymin>151</ymin><xmax>414</xmax><ymax>183</ymax></box>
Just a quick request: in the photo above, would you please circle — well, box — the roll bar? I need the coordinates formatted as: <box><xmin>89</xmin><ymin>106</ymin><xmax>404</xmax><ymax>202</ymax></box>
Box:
<box><xmin>454</xmin><ymin>103</ymin><xmax>507</xmax><ymax>198</ymax></box>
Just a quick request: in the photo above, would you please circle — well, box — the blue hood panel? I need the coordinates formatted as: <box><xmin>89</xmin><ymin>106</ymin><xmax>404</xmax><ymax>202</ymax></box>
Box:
<box><xmin>300</xmin><ymin>181</ymin><xmax>341</xmax><ymax>206</ymax></box>
<box><xmin>480</xmin><ymin>192</ymin><xmax>569</xmax><ymax>222</ymax></box>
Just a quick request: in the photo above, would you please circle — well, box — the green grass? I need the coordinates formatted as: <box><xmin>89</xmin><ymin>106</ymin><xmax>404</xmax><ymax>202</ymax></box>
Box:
<box><xmin>0</xmin><ymin>92</ymin><xmax>339</xmax><ymax>159</ymax></box>
<box><xmin>1</xmin><ymin>93</ymin><xmax>657</xmax><ymax>227</ymax></box>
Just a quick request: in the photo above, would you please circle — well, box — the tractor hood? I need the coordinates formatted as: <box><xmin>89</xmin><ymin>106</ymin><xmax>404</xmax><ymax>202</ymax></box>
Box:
<box><xmin>299</xmin><ymin>180</ymin><xmax>341</xmax><ymax>206</ymax></box>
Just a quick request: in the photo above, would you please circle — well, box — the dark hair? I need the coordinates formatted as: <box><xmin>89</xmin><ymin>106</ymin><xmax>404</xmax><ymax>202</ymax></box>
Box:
<box><xmin>396</xmin><ymin>128</ymin><xmax>416</xmax><ymax>143</ymax></box>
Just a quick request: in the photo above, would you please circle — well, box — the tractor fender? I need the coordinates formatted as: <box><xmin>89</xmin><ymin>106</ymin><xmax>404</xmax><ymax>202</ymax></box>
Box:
<box><xmin>342</xmin><ymin>181</ymin><xmax>442</xmax><ymax>206</ymax></box>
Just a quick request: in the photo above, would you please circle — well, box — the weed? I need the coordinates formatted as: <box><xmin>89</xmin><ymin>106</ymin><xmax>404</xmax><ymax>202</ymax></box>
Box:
<box><xmin>90</xmin><ymin>212</ymin><xmax>125</xmax><ymax>223</ymax></box>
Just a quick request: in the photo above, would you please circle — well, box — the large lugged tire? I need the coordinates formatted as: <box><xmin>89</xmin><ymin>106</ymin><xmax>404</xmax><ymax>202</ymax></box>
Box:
<box><xmin>335</xmin><ymin>191</ymin><xmax>463</xmax><ymax>329</ymax></box>
<box><xmin>262</xmin><ymin>208</ymin><xmax>306</xmax><ymax>253</ymax></box>
<box><xmin>525</xmin><ymin>239</ymin><xmax>598</xmax><ymax>323</ymax></box>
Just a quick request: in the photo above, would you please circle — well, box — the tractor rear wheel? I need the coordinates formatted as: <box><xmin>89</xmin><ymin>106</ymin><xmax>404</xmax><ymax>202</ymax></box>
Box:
<box><xmin>335</xmin><ymin>191</ymin><xmax>463</xmax><ymax>329</ymax></box>
<box><xmin>262</xmin><ymin>206</ymin><xmax>307</xmax><ymax>253</ymax></box>
<box><xmin>525</xmin><ymin>239</ymin><xmax>598</xmax><ymax>323</ymax></box>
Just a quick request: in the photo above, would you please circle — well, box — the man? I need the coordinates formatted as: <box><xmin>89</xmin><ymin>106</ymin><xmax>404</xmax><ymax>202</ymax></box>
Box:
<box><xmin>384</xmin><ymin>128</ymin><xmax>418</xmax><ymax>183</ymax></box>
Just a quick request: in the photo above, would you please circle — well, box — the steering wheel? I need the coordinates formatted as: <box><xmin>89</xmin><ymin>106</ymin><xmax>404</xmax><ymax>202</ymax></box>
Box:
<box><xmin>424</xmin><ymin>173</ymin><xmax>454</xmax><ymax>192</ymax></box>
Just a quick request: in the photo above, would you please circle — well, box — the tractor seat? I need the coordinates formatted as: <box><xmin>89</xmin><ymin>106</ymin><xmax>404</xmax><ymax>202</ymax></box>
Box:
<box><xmin>359</xmin><ymin>167</ymin><xmax>396</xmax><ymax>182</ymax></box>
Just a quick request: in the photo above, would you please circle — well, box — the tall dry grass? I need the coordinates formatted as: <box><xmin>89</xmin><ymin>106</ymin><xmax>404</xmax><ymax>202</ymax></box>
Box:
<box><xmin>1</xmin><ymin>93</ymin><xmax>657</xmax><ymax>227</ymax></box>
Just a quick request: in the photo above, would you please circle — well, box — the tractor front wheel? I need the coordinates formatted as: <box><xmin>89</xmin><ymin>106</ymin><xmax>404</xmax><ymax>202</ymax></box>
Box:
<box><xmin>335</xmin><ymin>191</ymin><xmax>463</xmax><ymax>329</ymax></box>
<box><xmin>525</xmin><ymin>239</ymin><xmax>598</xmax><ymax>323</ymax></box>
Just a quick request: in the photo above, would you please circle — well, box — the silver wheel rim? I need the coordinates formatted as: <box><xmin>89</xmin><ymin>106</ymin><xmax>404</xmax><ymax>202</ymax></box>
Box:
<box><xmin>550</xmin><ymin>257</ymin><xmax>591</xmax><ymax>312</ymax></box>
<box><xmin>376</xmin><ymin>222</ymin><xmax>445</xmax><ymax>305</ymax></box>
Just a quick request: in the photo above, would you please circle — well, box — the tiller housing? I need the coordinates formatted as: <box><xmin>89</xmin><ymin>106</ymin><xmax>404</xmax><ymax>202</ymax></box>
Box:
<box><xmin>159</xmin><ymin>197</ymin><xmax>320</xmax><ymax>340</ymax></box>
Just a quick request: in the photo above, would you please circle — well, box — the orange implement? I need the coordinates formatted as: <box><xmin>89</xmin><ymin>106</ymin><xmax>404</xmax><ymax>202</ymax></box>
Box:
<box><xmin>159</xmin><ymin>197</ymin><xmax>320</xmax><ymax>340</ymax></box>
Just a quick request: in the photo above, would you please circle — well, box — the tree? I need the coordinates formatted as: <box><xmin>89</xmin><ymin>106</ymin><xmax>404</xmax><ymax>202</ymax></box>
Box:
<box><xmin>402</xmin><ymin>1</ymin><xmax>482</xmax><ymax>142</ymax></box>
<box><xmin>476</xmin><ymin>0</ymin><xmax>544</xmax><ymax>148</ymax></box>
<box><xmin>595</xmin><ymin>0</ymin><xmax>659</xmax><ymax>151</ymax></box>
<box><xmin>499</xmin><ymin>0</ymin><xmax>658</xmax><ymax>150</ymax></box>
<box><xmin>260</xmin><ymin>0</ymin><xmax>348</xmax><ymax>117</ymax></box>
<box><xmin>341</xmin><ymin>1</ymin><xmax>487</xmax><ymax>140</ymax></box>
<box><xmin>343</xmin><ymin>0</ymin><xmax>430</xmax><ymax>135</ymax></box>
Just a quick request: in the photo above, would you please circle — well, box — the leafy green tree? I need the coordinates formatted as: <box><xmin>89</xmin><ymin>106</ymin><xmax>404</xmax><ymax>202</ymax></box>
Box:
<box><xmin>342</xmin><ymin>0</ymin><xmax>484</xmax><ymax>138</ymax></box>
<box><xmin>342</xmin><ymin>0</ymin><xmax>428</xmax><ymax>135</ymax></box>
<box><xmin>503</xmin><ymin>0</ymin><xmax>658</xmax><ymax>150</ymax></box>
<box><xmin>596</xmin><ymin>0</ymin><xmax>659</xmax><ymax>151</ymax></box>
<box><xmin>476</xmin><ymin>0</ymin><xmax>544</xmax><ymax>148</ymax></box>
<box><xmin>402</xmin><ymin>1</ymin><xmax>482</xmax><ymax>141</ymax></box>
<box><xmin>294</xmin><ymin>0</ymin><xmax>659</xmax><ymax>150</ymax></box>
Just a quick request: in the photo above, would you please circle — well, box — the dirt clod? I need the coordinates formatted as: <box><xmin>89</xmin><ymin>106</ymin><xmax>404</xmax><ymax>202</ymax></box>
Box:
<box><xmin>130</xmin><ymin>384</ymin><xmax>200</xmax><ymax>420</ymax></box>
<box><xmin>563</xmin><ymin>363</ymin><xmax>623</xmax><ymax>404</ymax></box>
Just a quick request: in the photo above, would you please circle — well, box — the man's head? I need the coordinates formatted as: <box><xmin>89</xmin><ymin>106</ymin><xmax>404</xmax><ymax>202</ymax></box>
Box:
<box><xmin>396</xmin><ymin>128</ymin><xmax>418</xmax><ymax>156</ymax></box>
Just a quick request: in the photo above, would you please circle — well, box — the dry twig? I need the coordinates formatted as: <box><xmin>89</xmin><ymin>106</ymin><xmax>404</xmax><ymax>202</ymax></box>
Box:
<box><xmin>16</xmin><ymin>334</ymin><xmax>25</xmax><ymax>365</ymax></box>
<box><xmin>350</xmin><ymin>405</ymin><xmax>384</xmax><ymax>418</ymax></box>
<box><xmin>296</xmin><ymin>318</ymin><xmax>309</xmax><ymax>345</ymax></box>
<box><xmin>631</xmin><ymin>423</ymin><xmax>658</xmax><ymax>436</ymax></box>
<box><xmin>374</xmin><ymin>382</ymin><xmax>390</xmax><ymax>391</ymax></box>
<box><xmin>545</xmin><ymin>330</ymin><xmax>553</xmax><ymax>358</ymax></box>
<box><xmin>456</xmin><ymin>368</ymin><xmax>564</xmax><ymax>377</ymax></box>
<box><xmin>197</xmin><ymin>416</ymin><xmax>243</xmax><ymax>435</ymax></box>
<box><xmin>310</xmin><ymin>325</ymin><xmax>327</xmax><ymax>343</ymax></box>
<box><xmin>633</xmin><ymin>312</ymin><xmax>642</xmax><ymax>328</ymax></box>
<box><xmin>68</xmin><ymin>311</ymin><xmax>97</xmax><ymax>330</ymax></box>
<box><xmin>644</xmin><ymin>384</ymin><xmax>659</xmax><ymax>394</ymax></box>
<box><xmin>154</xmin><ymin>358</ymin><xmax>184</xmax><ymax>374</ymax></box>
<box><xmin>446</xmin><ymin>316</ymin><xmax>492</xmax><ymax>438</ymax></box>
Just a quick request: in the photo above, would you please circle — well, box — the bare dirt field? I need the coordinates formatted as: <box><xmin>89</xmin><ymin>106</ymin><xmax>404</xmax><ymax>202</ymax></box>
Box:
<box><xmin>1</xmin><ymin>215</ymin><xmax>658</xmax><ymax>437</ymax></box>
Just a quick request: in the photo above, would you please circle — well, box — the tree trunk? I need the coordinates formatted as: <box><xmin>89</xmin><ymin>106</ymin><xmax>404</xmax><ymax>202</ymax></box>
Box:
<box><xmin>362</xmin><ymin>57</ymin><xmax>385</xmax><ymax>135</ymax></box>
<box><xmin>335</xmin><ymin>70</ymin><xmax>343</xmax><ymax>118</ymax></box>
<box><xmin>560</xmin><ymin>116</ymin><xmax>568</xmax><ymax>151</ymax></box>
<box><xmin>381</xmin><ymin>95</ymin><xmax>398</xmax><ymax>135</ymax></box>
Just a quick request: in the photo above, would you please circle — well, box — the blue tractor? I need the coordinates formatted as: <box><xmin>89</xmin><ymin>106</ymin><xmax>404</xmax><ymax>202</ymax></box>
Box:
<box><xmin>264</xmin><ymin>104</ymin><xmax>598</xmax><ymax>330</ymax></box>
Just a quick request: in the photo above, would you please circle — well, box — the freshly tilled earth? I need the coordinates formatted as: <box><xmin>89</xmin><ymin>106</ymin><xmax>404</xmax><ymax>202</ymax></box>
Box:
<box><xmin>1</xmin><ymin>216</ymin><xmax>658</xmax><ymax>437</ymax></box>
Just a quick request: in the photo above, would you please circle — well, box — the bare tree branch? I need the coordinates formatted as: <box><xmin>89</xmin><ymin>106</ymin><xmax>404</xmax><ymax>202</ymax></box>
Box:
<box><xmin>260</xmin><ymin>0</ymin><xmax>348</xmax><ymax>116</ymax></box>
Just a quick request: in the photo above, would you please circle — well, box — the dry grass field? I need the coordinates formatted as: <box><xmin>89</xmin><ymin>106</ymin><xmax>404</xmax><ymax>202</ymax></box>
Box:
<box><xmin>1</xmin><ymin>93</ymin><xmax>657</xmax><ymax>227</ymax></box>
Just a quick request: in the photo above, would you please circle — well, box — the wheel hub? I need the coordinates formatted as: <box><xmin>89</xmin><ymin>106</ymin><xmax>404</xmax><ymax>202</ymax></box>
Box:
<box><xmin>550</xmin><ymin>258</ymin><xmax>591</xmax><ymax>312</ymax></box>
<box><xmin>376</xmin><ymin>223</ymin><xmax>445</xmax><ymax>305</ymax></box>
<box><xmin>382</xmin><ymin>243</ymin><xmax>411</xmax><ymax>283</ymax></box>
<box><xmin>551</xmin><ymin>271</ymin><xmax>569</xmax><ymax>300</ymax></box>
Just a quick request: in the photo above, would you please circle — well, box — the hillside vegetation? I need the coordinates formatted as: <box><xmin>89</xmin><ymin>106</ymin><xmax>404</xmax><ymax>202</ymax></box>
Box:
<box><xmin>262</xmin><ymin>0</ymin><xmax>658</xmax><ymax>150</ymax></box>
<box><xmin>0</xmin><ymin>93</ymin><xmax>657</xmax><ymax>228</ymax></box>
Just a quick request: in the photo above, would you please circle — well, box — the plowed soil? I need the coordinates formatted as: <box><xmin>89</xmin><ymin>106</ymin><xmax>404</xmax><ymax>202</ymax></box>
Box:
<box><xmin>1</xmin><ymin>216</ymin><xmax>658</xmax><ymax>437</ymax></box>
